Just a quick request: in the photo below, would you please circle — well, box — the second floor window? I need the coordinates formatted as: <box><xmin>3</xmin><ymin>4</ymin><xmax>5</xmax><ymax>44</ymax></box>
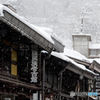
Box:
<box><xmin>89</xmin><ymin>49</ymin><xmax>100</xmax><ymax>57</ymax></box>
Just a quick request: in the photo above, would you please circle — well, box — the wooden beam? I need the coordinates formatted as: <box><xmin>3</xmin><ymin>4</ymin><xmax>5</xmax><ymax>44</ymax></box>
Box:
<box><xmin>93</xmin><ymin>61</ymin><xmax>100</xmax><ymax>73</ymax></box>
<box><xmin>0</xmin><ymin>74</ymin><xmax>40</xmax><ymax>90</ymax></box>
<box><xmin>67</xmin><ymin>63</ymin><xmax>83</xmax><ymax>75</ymax></box>
<box><xmin>68</xmin><ymin>56</ymin><xmax>90</xmax><ymax>66</ymax></box>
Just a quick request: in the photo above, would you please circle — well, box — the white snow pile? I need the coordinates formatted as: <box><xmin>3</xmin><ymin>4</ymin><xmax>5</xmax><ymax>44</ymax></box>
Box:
<box><xmin>51</xmin><ymin>50</ymin><xmax>95</xmax><ymax>75</ymax></box>
<box><xmin>51</xmin><ymin>51</ymin><xmax>86</xmax><ymax>70</ymax></box>
<box><xmin>38</xmin><ymin>27</ymin><xmax>63</xmax><ymax>44</ymax></box>
<box><xmin>94</xmin><ymin>59</ymin><xmax>100</xmax><ymax>64</ymax></box>
<box><xmin>89</xmin><ymin>43</ymin><xmax>100</xmax><ymax>49</ymax></box>
<box><xmin>72</xmin><ymin>32</ymin><xmax>91</xmax><ymax>36</ymax></box>
<box><xmin>64</xmin><ymin>48</ymin><xmax>90</xmax><ymax>63</ymax></box>
<box><xmin>69</xmin><ymin>58</ymin><xmax>95</xmax><ymax>74</ymax></box>
<box><xmin>0</xmin><ymin>3</ymin><xmax>64</xmax><ymax>45</ymax></box>
<box><xmin>89</xmin><ymin>58</ymin><xmax>100</xmax><ymax>65</ymax></box>
<box><xmin>51</xmin><ymin>51</ymin><xmax>70</xmax><ymax>62</ymax></box>
<box><xmin>30</xmin><ymin>24</ymin><xmax>54</xmax><ymax>44</ymax></box>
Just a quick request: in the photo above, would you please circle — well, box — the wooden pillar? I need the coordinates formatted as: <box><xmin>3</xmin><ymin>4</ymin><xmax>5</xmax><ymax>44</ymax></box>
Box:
<box><xmin>42</xmin><ymin>52</ymin><xmax>51</xmax><ymax>100</ymax></box>
<box><xmin>38</xmin><ymin>90</ymin><xmax>40</xmax><ymax>100</ymax></box>
<box><xmin>59</xmin><ymin>72</ymin><xmax>62</xmax><ymax>100</ymax></box>
<box><xmin>77</xmin><ymin>80</ymin><xmax>79</xmax><ymax>100</ymax></box>
<box><xmin>83</xmin><ymin>78</ymin><xmax>85</xmax><ymax>92</ymax></box>
<box><xmin>42</xmin><ymin>59</ymin><xmax>45</xmax><ymax>100</ymax></box>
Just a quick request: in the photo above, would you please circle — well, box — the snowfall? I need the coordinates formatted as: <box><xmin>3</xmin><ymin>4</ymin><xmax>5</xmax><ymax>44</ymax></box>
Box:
<box><xmin>0</xmin><ymin>0</ymin><xmax>100</xmax><ymax>76</ymax></box>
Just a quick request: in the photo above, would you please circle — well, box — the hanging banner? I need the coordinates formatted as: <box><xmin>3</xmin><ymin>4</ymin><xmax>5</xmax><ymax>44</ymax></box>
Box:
<box><xmin>30</xmin><ymin>46</ymin><xmax>38</xmax><ymax>83</ymax></box>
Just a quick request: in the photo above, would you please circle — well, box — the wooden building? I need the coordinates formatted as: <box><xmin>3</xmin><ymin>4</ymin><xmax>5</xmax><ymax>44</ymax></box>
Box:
<box><xmin>41</xmin><ymin>51</ymin><xmax>96</xmax><ymax>100</ymax></box>
<box><xmin>89</xmin><ymin>59</ymin><xmax>100</xmax><ymax>99</ymax></box>
<box><xmin>0</xmin><ymin>4</ymin><xmax>64</xmax><ymax>100</ymax></box>
<box><xmin>63</xmin><ymin>49</ymin><xmax>100</xmax><ymax>100</ymax></box>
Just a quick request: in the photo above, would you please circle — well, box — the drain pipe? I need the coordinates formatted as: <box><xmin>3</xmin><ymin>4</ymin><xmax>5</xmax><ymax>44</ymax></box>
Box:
<box><xmin>42</xmin><ymin>50</ymin><xmax>52</xmax><ymax>100</ymax></box>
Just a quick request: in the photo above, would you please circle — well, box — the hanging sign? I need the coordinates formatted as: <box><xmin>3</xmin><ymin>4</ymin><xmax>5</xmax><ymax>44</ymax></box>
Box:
<box><xmin>30</xmin><ymin>48</ymin><xmax>38</xmax><ymax>83</ymax></box>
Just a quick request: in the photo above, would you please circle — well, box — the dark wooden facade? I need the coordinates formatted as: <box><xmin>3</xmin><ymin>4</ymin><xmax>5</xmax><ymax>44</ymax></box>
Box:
<box><xmin>0</xmin><ymin>20</ymin><xmax>41</xmax><ymax>100</ymax></box>
<box><xmin>41</xmin><ymin>53</ymin><xmax>92</xmax><ymax>100</ymax></box>
<box><xmin>0</xmin><ymin>4</ymin><xmax>65</xmax><ymax>100</ymax></box>
<box><xmin>64</xmin><ymin>56</ymin><xmax>97</xmax><ymax>100</ymax></box>
<box><xmin>0</xmin><ymin>4</ymin><xmax>97</xmax><ymax>100</ymax></box>
<box><xmin>90</xmin><ymin>60</ymin><xmax>100</xmax><ymax>98</ymax></box>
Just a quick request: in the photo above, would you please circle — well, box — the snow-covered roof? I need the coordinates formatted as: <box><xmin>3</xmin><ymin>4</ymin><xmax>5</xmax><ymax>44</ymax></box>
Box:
<box><xmin>89</xmin><ymin>43</ymin><xmax>100</xmax><ymax>49</ymax></box>
<box><xmin>89</xmin><ymin>58</ymin><xmax>100</xmax><ymax>64</ymax></box>
<box><xmin>64</xmin><ymin>48</ymin><xmax>90</xmax><ymax>63</ymax></box>
<box><xmin>67</xmin><ymin>56</ymin><xmax>95</xmax><ymax>75</ymax></box>
<box><xmin>89</xmin><ymin>58</ymin><xmax>100</xmax><ymax>73</ymax></box>
<box><xmin>0</xmin><ymin>3</ymin><xmax>64</xmax><ymax>52</ymax></box>
<box><xmin>51</xmin><ymin>51</ymin><xmax>96</xmax><ymax>78</ymax></box>
<box><xmin>39</xmin><ymin>27</ymin><xmax>63</xmax><ymax>44</ymax></box>
<box><xmin>52</xmin><ymin>51</ymin><xmax>91</xmax><ymax>72</ymax></box>
<box><xmin>42</xmin><ymin>49</ymin><xmax>96</xmax><ymax>79</ymax></box>
<box><xmin>72</xmin><ymin>32</ymin><xmax>91</xmax><ymax>36</ymax></box>
<box><xmin>72</xmin><ymin>33</ymin><xmax>91</xmax><ymax>41</ymax></box>
<box><xmin>94</xmin><ymin>59</ymin><xmax>100</xmax><ymax>64</ymax></box>
<box><xmin>51</xmin><ymin>52</ymin><xmax>70</xmax><ymax>62</ymax></box>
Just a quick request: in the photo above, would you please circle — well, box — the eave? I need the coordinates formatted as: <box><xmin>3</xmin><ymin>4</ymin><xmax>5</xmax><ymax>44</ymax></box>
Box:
<box><xmin>0</xmin><ymin>9</ymin><xmax>64</xmax><ymax>52</ymax></box>
<box><xmin>68</xmin><ymin>56</ymin><xmax>91</xmax><ymax>66</ymax></box>
<box><xmin>67</xmin><ymin>63</ymin><xmax>95</xmax><ymax>80</ymax></box>
<box><xmin>43</xmin><ymin>51</ymin><xmax>95</xmax><ymax>80</ymax></box>
<box><xmin>92</xmin><ymin>60</ymin><xmax>100</xmax><ymax>73</ymax></box>
<box><xmin>72</xmin><ymin>34</ymin><xmax>91</xmax><ymax>41</ymax></box>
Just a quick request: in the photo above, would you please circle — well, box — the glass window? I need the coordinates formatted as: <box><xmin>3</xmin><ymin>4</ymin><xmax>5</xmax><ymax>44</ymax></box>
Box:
<box><xmin>90</xmin><ymin>49</ymin><xmax>96</xmax><ymax>56</ymax></box>
<box><xmin>11</xmin><ymin>49</ymin><xmax>17</xmax><ymax>75</ymax></box>
<box><xmin>97</xmin><ymin>50</ymin><xmax>100</xmax><ymax>56</ymax></box>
